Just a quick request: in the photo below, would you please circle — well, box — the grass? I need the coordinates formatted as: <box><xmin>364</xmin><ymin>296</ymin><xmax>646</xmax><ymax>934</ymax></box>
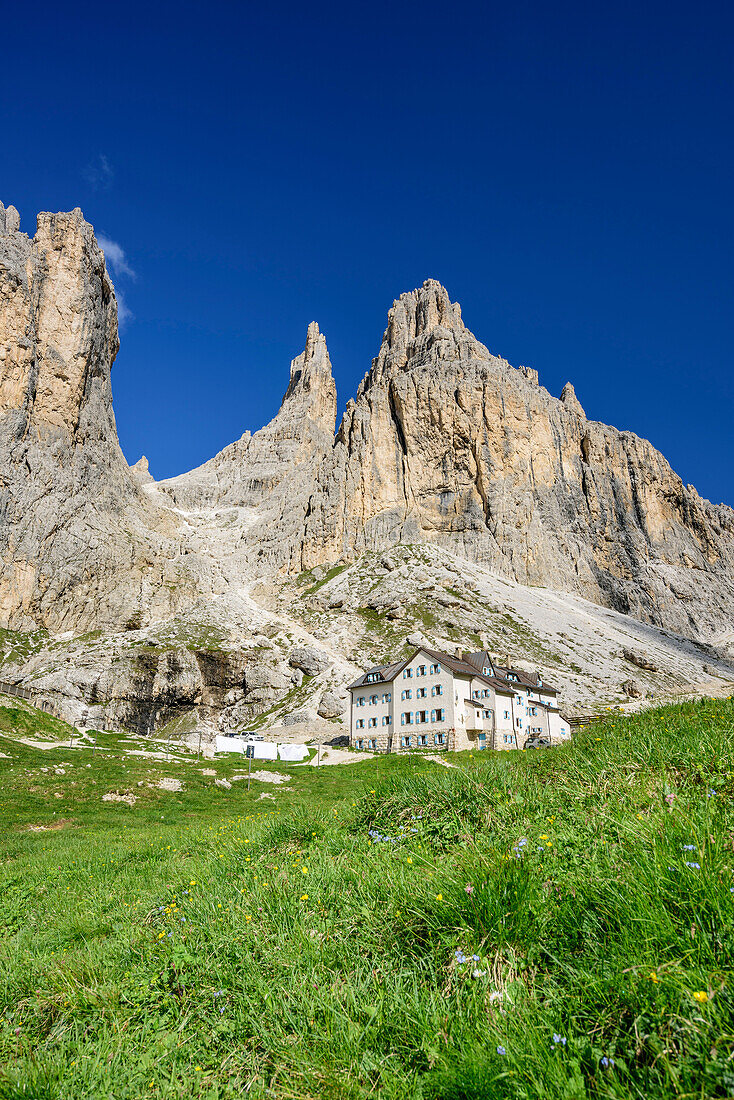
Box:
<box><xmin>0</xmin><ymin>697</ymin><xmax>733</xmax><ymax>1097</ymax></box>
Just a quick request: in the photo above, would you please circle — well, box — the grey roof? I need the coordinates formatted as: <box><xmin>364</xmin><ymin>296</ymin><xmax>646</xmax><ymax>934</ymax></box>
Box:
<box><xmin>348</xmin><ymin>645</ymin><xmax>514</xmax><ymax>695</ymax></box>
<box><xmin>347</xmin><ymin>658</ymin><xmax>409</xmax><ymax>691</ymax></box>
<box><xmin>462</xmin><ymin>650</ymin><xmax>558</xmax><ymax>695</ymax></box>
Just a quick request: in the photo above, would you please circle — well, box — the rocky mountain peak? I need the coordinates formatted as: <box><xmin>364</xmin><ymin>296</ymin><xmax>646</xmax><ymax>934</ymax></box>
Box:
<box><xmin>364</xmin><ymin>280</ymin><xmax>491</xmax><ymax>390</ymax></box>
<box><xmin>385</xmin><ymin>279</ymin><xmax>464</xmax><ymax>347</ymax></box>
<box><xmin>0</xmin><ymin>201</ymin><xmax>20</xmax><ymax>235</ymax></box>
<box><xmin>282</xmin><ymin>321</ymin><xmax>336</xmax><ymax>434</ymax></box>
<box><xmin>560</xmin><ymin>381</ymin><xmax>586</xmax><ymax>419</ymax></box>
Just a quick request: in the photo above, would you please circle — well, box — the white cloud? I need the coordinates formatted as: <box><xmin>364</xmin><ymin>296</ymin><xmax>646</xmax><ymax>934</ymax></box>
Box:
<box><xmin>84</xmin><ymin>154</ymin><xmax>114</xmax><ymax>191</ymax></box>
<box><xmin>115</xmin><ymin>289</ymin><xmax>133</xmax><ymax>328</ymax></box>
<box><xmin>98</xmin><ymin>235</ymin><xmax>136</xmax><ymax>280</ymax></box>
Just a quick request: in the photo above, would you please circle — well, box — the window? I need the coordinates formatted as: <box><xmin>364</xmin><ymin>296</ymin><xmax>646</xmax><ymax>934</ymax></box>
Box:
<box><xmin>382</xmin><ymin>692</ymin><xmax>391</xmax><ymax>703</ymax></box>
<box><xmin>530</xmin><ymin>707</ymin><xmax>537</xmax><ymax>715</ymax></box>
<box><xmin>368</xmin><ymin>738</ymin><xmax>377</xmax><ymax>749</ymax></box>
<box><xmin>483</xmin><ymin>709</ymin><xmax>490</xmax><ymax>719</ymax></box>
<box><xmin>504</xmin><ymin>710</ymin><xmax>510</xmax><ymax>719</ymax></box>
<box><xmin>415</xmin><ymin>710</ymin><xmax>427</xmax><ymax>724</ymax></box>
<box><xmin>515</xmin><ymin>695</ymin><xmax>523</xmax><ymax>706</ymax></box>
<box><xmin>435</xmin><ymin>709</ymin><xmax>445</xmax><ymax>723</ymax></box>
<box><xmin>370</xmin><ymin>694</ymin><xmax>378</xmax><ymax>705</ymax></box>
<box><xmin>434</xmin><ymin>732</ymin><xmax>444</xmax><ymax>745</ymax></box>
<box><xmin>473</xmin><ymin>690</ymin><xmax>480</xmax><ymax>699</ymax></box>
<box><xmin>401</xmin><ymin>688</ymin><xmax>412</xmax><ymax>701</ymax></box>
<box><xmin>417</xmin><ymin>664</ymin><xmax>426</xmax><ymax>676</ymax></box>
<box><xmin>401</xmin><ymin>735</ymin><xmax>412</xmax><ymax>748</ymax></box>
<box><xmin>356</xmin><ymin>738</ymin><xmax>364</xmax><ymax>749</ymax></box>
<box><xmin>429</xmin><ymin>663</ymin><xmax>441</xmax><ymax>674</ymax></box>
<box><xmin>516</xmin><ymin>718</ymin><xmax>522</xmax><ymax>727</ymax></box>
<box><xmin>382</xmin><ymin>715</ymin><xmax>391</xmax><ymax>726</ymax></box>
<box><xmin>366</xmin><ymin>672</ymin><xmax>380</xmax><ymax>683</ymax></box>
<box><xmin>401</xmin><ymin>712</ymin><xmax>414</xmax><ymax>726</ymax></box>
<box><xmin>356</xmin><ymin>718</ymin><xmax>365</xmax><ymax>729</ymax></box>
<box><xmin>403</xmin><ymin>668</ymin><xmax>413</xmax><ymax>679</ymax></box>
<box><xmin>368</xmin><ymin>717</ymin><xmax>377</xmax><ymax>728</ymax></box>
<box><xmin>418</xmin><ymin>734</ymin><xmax>427</xmax><ymax>746</ymax></box>
<box><xmin>431</xmin><ymin>684</ymin><xmax>443</xmax><ymax>697</ymax></box>
<box><xmin>508</xmin><ymin>673</ymin><xmax>518</xmax><ymax>682</ymax></box>
<box><xmin>416</xmin><ymin>686</ymin><xmax>427</xmax><ymax>699</ymax></box>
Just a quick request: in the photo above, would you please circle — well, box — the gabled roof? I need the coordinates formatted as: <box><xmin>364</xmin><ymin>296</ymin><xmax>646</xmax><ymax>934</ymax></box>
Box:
<box><xmin>347</xmin><ymin>659</ymin><xmax>407</xmax><ymax>690</ymax></box>
<box><xmin>348</xmin><ymin>646</ymin><xmax>514</xmax><ymax>695</ymax></box>
<box><xmin>462</xmin><ymin>649</ymin><xmax>558</xmax><ymax>695</ymax></box>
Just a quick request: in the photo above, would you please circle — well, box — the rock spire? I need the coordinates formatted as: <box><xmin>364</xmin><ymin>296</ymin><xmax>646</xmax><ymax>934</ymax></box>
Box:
<box><xmin>1</xmin><ymin>206</ymin><xmax>733</xmax><ymax>648</ymax></box>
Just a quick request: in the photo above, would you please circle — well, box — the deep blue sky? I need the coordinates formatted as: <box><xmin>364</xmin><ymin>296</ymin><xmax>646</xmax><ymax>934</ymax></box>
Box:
<box><xmin>4</xmin><ymin>0</ymin><xmax>733</xmax><ymax>504</ymax></box>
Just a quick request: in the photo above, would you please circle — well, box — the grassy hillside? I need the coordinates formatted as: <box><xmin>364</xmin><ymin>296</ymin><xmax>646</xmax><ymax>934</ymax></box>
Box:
<box><xmin>0</xmin><ymin>697</ymin><xmax>733</xmax><ymax>1098</ymax></box>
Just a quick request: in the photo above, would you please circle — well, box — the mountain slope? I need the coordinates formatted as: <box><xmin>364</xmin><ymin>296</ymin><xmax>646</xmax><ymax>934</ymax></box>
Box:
<box><xmin>1</xmin><ymin>202</ymin><xmax>733</xmax><ymax>735</ymax></box>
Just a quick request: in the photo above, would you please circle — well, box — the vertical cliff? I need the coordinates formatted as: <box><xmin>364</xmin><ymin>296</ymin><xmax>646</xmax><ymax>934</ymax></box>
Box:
<box><xmin>296</xmin><ymin>281</ymin><xmax>734</xmax><ymax>640</ymax></box>
<box><xmin>0</xmin><ymin>202</ymin><xmax>210</xmax><ymax>631</ymax></box>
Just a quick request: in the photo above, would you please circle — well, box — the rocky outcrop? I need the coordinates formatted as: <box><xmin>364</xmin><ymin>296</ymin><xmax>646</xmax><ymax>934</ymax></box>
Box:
<box><xmin>295</xmin><ymin>280</ymin><xmax>734</xmax><ymax>641</ymax></box>
<box><xmin>288</xmin><ymin>646</ymin><xmax>332</xmax><ymax>676</ymax></box>
<box><xmin>0</xmin><ymin>202</ymin><xmax>213</xmax><ymax>632</ymax></box>
<box><xmin>2</xmin><ymin>202</ymin><xmax>733</xmax><ymax>659</ymax></box>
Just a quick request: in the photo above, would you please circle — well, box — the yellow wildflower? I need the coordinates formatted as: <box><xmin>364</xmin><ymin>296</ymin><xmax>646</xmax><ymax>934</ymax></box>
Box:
<box><xmin>436</xmin><ymin>893</ymin><xmax>443</xmax><ymax>901</ymax></box>
<box><xmin>693</xmin><ymin>990</ymin><xmax>709</xmax><ymax>1004</ymax></box>
<box><xmin>648</xmin><ymin>971</ymin><xmax>659</xmax><ymax>983</ymax></box>
<box><xmin>300</xmin><ymin>894</ymin><xmax>309</xmax><ymax>901</ymax></box>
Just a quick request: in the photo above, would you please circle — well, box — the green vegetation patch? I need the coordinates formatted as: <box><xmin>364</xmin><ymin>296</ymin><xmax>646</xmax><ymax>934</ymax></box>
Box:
<box><xmin>0</xmin><ymin>696</ymin><xmax>77</xmax><ymax>743</ymax></box>
<box><xmin>0</xmin><ymin>697</ymin><xmax>733</xmax><ymax>1098</ymax></box>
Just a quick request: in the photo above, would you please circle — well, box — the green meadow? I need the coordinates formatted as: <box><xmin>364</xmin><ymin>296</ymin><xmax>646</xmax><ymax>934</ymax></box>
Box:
<box><xmin>1</xmin><ymin>696</ymin><xmax>733</xmax><ymax>1098</ymax></box>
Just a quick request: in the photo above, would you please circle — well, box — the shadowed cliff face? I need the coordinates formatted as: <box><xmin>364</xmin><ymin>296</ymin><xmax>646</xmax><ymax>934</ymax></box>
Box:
<box><xmin>1</xmin><ymin>205</ymin><xmax>733</xmax><ymax>649</ymax></box>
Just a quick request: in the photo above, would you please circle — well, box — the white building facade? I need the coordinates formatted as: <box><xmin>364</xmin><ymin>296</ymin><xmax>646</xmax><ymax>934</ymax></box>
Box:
<box><xmin>348</xmin><ymin>646</ymin><xmax>571</xmax><ymax>753</ymax></box>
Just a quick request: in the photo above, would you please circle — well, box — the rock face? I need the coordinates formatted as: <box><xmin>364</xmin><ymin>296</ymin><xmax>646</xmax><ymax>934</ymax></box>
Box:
<box><xmin>296</xmin><ymin>280</ymin><xmax>734</xmax><ymax>641</ymax></box>
<box><xmin>0</xmin><ymin>202</ymin><xmax>212</xmax><ymax>632</ymax></box>
<box><xmin>2</xmin><ymin>202</ymin><xmax>733</xmax><ymax>665</ymax></box>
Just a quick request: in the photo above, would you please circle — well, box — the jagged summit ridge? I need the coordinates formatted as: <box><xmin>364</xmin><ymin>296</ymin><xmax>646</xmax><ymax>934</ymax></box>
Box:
<box><xmin>0</xmin><ymin>201</ymin><xmax>20</xmax><ymax>235</ymax></box>
<box><xmin>1</xmin><ymin>202</ymin><xmax>733</xmax><ymax>651</ymax></box>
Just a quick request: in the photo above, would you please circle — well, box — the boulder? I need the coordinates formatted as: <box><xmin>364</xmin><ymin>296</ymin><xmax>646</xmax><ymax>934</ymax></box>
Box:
<box><xmin>288</xmin><ymin>646</ymin><xmax>332</xmax><ymax>676</ymax></box>
<box><xmin>317</xmin><ymin>691</ymin><xmax>347</xmax><ymax>718</ymax></box>
<box><xmin>622</xmin><ymin>649</ymin><xmax>659</xmax><ymax>672</ymax></box>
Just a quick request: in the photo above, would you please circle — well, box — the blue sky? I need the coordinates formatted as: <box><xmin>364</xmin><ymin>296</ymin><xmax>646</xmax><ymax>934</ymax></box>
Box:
<box><xmin>4</xmin><ymin>0</ymin><xmax>733</xmax><ymax>505</ymax></box>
